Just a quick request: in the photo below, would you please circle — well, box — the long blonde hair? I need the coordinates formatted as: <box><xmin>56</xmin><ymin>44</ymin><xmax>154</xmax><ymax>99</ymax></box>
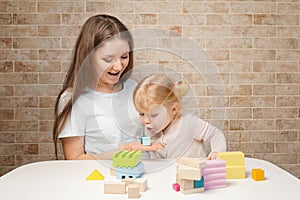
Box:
<box><xmin>133</xmin><ymin>74</ymin><xmax>189</xmax><ymax>114</ymax></box>
<box><xmin>53</xmin><ymin>15</ymin><xmax>134</xmax><ymax>159</ymax></box>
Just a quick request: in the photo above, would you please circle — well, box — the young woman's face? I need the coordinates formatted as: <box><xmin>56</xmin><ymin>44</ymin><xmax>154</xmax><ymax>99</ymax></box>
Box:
<box><xmin>138</xmin><ymin>105</ymin><xmax>173</xmax><ymax>136</ymax></box>
<box><xmin>92</xmin><ymin>38</ymin><xmax>130</xmax><ymax>91</ymax></box>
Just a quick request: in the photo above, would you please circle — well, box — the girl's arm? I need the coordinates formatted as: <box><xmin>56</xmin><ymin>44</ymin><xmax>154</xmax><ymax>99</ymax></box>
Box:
<box><xmin>195</xmin><ymin>118</ymin><xmax>227</xmax><ymax>159</ymax></box>
<box><xmin>62</xmin><ymin>136</ymin><xmax>118</xmax><ymax>160</ymax></box>
<box><xmin>119</xmin><ymin>142</ymin><xmax>164</xmax><ymax>151</ymax></box>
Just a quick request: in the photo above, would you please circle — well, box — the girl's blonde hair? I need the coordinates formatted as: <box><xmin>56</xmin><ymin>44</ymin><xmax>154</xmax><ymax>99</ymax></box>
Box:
<box><xmin>53</xmin><ymin>15</ymin><xmax>134</xmax><ymax>159</ymax></box>
<box><xmin>133</xmin><ymin>74</ymin><xmax>189</xmax><ymax>113</ymax></box>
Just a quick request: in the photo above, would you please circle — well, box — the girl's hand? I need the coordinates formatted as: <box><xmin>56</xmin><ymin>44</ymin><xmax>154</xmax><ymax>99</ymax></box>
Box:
<box><xmin>119</xmin><ymin>142</ymin><xmax>164</xmax><ymax>151</ymax></box>
<box><xmin>207</xmin><ymin>152</ymin><xmax>218</xmax><ymax>160</ymax></box>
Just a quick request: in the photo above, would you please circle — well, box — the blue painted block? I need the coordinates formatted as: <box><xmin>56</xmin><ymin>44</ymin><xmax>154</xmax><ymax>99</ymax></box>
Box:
<box><xmin>141</xmin><ymin>136</ymin><xmax>151</xmax><ymax>146</ymax></box>
<box><xmin>194</xmin><ymin>176</ymin><xmax>204</xmax><ymax>188</ymax></box>
<box><xmin>115</xmin><ymin>162</ymin><xmax>144</xmax><ymax>179</ymax></box>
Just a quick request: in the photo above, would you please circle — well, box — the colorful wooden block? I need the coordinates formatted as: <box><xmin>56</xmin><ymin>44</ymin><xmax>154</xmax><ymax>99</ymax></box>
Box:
<box><xmin>134</xmin><ymin>178</ymin><xmax>148</xmax><ymax>192</ymax></box>
<box><xmin>201</xmin><ymin>160</ymin><xmax>227</xmax><ymax>190</ymax></box>
<box><xmin>204</xmin><ymin>179</ymin><xmax>227</xmax><ymax>190</ymax></box>
<box><xmin>217</xmin><ymin>151</ymin><xmax>245</xmax><ymax>166</ymax></box>
<box><xmin>194</xmin><ymin>176</ymin><xmax>204</xmax><ymax>188</ymax></box>
<box><xmin>252</xmin><ymin>168</ymin><xmax>264</xmax><ymax>181</ymax></box>
<box><xmin>141</xmin><ymin>136</ymin><xmax>151</xmax><ymax>146</ymax></box>
<box><xmin>104</xmin><ymin>182</ymin><xmax>126</xmax><ymax>194</ymax></box>
<box><xmin>172</xmin><ymin>183</ymin><xmax>180</xmax><ymax>192</ymax></box>
<box><xmin>115</xmin><ymin>162</ymin><xmax>144</xmax><ymax>179</ymax></box>
<box><xmin>226</xmin><ymin>166</ymin><xmax>246</xmax><ymax>179</ymax></box>
<box><xmin>85</xmin><ymin>169</ymin><xmax>105</xmax><ymax>181</ymax></box>
<box><xmin>128</xmin><ymin>184</ymin><xmax>140</xmax><ymax>198</ymax></box>
<box><xmin>113</xmin><ymin>150</ymin><xmax>142</xmax><ymax>168</ymax></box>
<box><xmin>176</xmin><ymin>157</ymin><xmax>207</xmax><ymax>169</ymax></box>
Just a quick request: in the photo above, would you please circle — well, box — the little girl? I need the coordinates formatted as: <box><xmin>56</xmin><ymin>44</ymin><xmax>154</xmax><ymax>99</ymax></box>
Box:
<box><xmin>121</xmin><ymin>74</ymin><xmax>226</xmax><ymax>160</ymax></box>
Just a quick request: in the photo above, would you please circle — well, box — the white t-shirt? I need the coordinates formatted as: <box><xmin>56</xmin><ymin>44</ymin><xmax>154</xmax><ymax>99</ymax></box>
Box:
<box><xmin>58</xmin><ymin>79</ymin><xmax>143</xmax><ymax>154</ymax></box>
<box><xmin>148</xmin><ymin>113</ymin><xmax>227</xmax><ymax>159</ymax></box>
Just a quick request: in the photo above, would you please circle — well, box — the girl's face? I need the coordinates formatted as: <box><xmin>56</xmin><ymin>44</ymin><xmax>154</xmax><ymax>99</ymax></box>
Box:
<box><xmin>92</xmin><ymin>38</ymin><xmax>130</xmax><ymax>92</ymax></box>
<box><xmin>138</xmin><ymin>105</ymin><xmax>174</xmax><ymax>136</ymax></box>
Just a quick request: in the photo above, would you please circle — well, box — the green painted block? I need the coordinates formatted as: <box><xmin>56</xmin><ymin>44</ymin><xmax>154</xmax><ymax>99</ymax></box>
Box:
<box><xmin>113</xmin><ymin>150</ymin><xmax>142</xmax><ymax>168</ymax></box>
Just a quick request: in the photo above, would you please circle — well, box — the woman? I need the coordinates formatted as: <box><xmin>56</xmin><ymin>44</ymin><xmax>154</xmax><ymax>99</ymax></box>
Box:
<box><xmin>53</xmin><ymin>15</ymin><xmax>142</xmax><ymax>160</ymax></box>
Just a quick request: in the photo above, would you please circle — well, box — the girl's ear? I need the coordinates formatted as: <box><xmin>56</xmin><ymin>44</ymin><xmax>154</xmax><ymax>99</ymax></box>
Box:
<box><xmin>171</xmin><ymin>103</ymin><xmax>180</xmax><ymax>116</ymax></box>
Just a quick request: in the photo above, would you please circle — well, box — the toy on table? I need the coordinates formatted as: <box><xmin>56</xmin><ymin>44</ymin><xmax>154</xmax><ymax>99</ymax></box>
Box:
<box><xmin>104</xmin><ymin>150</ymin><xmax>148</xmax><ymax>198</ymax></box>
<box><xmin>252</xmin><ymin>168</ymin><xmax>264</xmax><ymax>181</ymax></box>
<box><xmin>217</xmin><ymin>151</ymin><xmax>246</xmax><ymax>179</ymax></box>
<box><xmin>174</xmin><ymin>157</ymin><xmax>228</xmax><ymax>194</ymax></box>
<box><xmin>85</xmin><ymin>169</ymin><xmax>105</xmax><ymax>181</ymax></box>
<box><xmin>175</xmin><ymin>157</ymin><xmax>206</xmax><ymax>194</ymax></box>
<box><xmin>113</xmin><ymin>150</ymin><xmax>144</xmax><ymax>179</ymax></box>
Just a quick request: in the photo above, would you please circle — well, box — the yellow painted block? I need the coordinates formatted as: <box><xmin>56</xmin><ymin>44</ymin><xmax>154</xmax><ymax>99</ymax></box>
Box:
<box><xmin>252</xmin><ymin>168</ymin><xmax>264</xmax><ymax>181</ymax></box>
<box><xmin>86</xmin><ymin>169</ymin><xmax>105</xmax><ymax>180</ymax></box>
<box><xmin>226</xmin><ymin>166</ymin><xmax>246</xmax><ymax>179</ymax></box>
<box><xmin>217</xmin><ymin>151</ymin><xmax>245</xmax><ymax>166</ymax></box>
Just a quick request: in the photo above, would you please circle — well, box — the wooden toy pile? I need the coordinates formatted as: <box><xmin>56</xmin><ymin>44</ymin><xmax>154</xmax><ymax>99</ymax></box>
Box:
<box><xmin>174</xmin><ymin>151</ymin><xmax>247</xmax><ymax>194</ymax></box>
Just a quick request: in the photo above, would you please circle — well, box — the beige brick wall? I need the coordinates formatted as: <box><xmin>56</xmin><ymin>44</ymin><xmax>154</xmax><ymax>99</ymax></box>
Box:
<box><xmin>0</xmin><ymin>0</ymin><xmax>299</xmax><ymax>178</ymax></box>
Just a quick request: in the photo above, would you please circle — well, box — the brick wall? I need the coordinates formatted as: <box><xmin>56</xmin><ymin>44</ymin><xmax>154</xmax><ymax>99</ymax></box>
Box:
<box><xmin>0</xmin><ymin>1</ymin><xmax>299</xmax><ymax>178</ymax></box>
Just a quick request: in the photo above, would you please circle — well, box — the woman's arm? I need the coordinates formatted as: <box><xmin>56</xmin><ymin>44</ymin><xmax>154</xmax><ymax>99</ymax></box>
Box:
<box><xmin>61</xmin><ymin>136</ymin><xmax>118</xmax><ymax>160</ymax></box>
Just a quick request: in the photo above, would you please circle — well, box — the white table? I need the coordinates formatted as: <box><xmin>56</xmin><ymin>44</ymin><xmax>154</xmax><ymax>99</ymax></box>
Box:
<box><xmin>1</xmin><ymin>158</ymin><xmax>299</xmax><ymax>200</ymax></box>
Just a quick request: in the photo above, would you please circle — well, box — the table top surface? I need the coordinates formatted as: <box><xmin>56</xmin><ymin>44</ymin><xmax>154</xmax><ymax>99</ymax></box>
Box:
<box><xmin>1</xmin><ymin>158</ymin><xmax>299</xmax><ymax>200</ymax></box>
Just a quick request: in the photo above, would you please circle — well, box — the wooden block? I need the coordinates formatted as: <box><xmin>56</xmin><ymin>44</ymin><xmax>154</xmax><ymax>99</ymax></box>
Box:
<box><xmin>134</xmin><ymin>178</ymin><xmax>148</xmax><ymax>192</ymax></box>
<box><xmin>252</xmin><ymin>168</ymin><xmax>264</xmax><ymax>181</ymax></box>
<box><xmin>172</xmin><ymin>183</ymin><xmax>180</xmax><ymax>192</ymax></box>
<box><xmin>128</xmin><ymin>184</ymin><xmax>140</xmax><ymax>198</ymax></box>
<box><xmin>217</xmin><ymin>151</ymin><xmax>245</xmax><ymax>166</ymax></box>
<box><xmin>85</xmin><ymin>169</ymin><xmax>105</xmax><ymax>181</ymax></box>
<box><xmin>226</xmin><ymin>166</ymin><xmax>246</xmax><ymax>179</ymax></box>
<box><xmin>122</xmin><ymin>178</ymin><xmax>135</xmax><ymax>186</ymax></box>
<box><xmin>177</xmin><ymin>164</ymin><xmax>202</xmax><ymax>180</ymax></box>
<box><xmin>194</xmin><ymin>177</ymin><xmax>204</xmax><ymax>188</ymax></box>
<box><xmin>176</xmin><ymin>157</ymin><xmax>207</xmax><ymax>169</ymax></box>
<box><xmin>110</xmin><ymin>166</ymin><xmax>116</xmax><ymax>176</ymax></box>
<box><xmin>202</xmin><ymin>166</ymin><xmax>226</xmax><ymax>176</ymax></box>
<box><xmin>113</xmin><ymin>150</ymin><xmax>142</xmax><ymax>168</ymax></box>
<box><xmin>181</xmin><ymin>187</ymin><xmax>204</xmax><ymax>195</ymax></box>
<box><xmin>177</xmin><ymin>178</ymin><xmax>194</xmax><ymax>190</ymax></box>
<box><xmin>104</xmin><ymin>182</ymin><xmax>126</xmax><ymax>194</ymax></box>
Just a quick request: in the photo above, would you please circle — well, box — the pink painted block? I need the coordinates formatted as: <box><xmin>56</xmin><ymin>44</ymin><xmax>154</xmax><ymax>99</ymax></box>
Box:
<box><xmin>204</xmin><ymin>172</ymin><xmax>226</xmax><ymax>182</ymax></box>
<box><xmin>205</xmin><ymin>183</ymin><xmax>227</xmax><ymax>190</ymax></box>
<box><xmin>172</xmin><ymin>183</ymin><xmax>180</xmax><ymax>192</ymax></box>
<box><xmin>204</xmin><ymin>179</ymin><xmax>227</xmax><ymax>190</ymax></box>
<box><xmin>202</xmin><ymin>166</ymin><xmax>226</xmax><ymax>176</ymax></box>
<box><xmin>205</xmin><ymin>159</ymin><xmax>226</xmax><ymax>167</ymax></box>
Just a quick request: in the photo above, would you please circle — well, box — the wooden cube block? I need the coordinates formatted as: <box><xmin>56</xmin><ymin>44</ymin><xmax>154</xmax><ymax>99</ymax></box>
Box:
<box><xmin>177</xmin><ymin>178</ymin><xmax>194</xmax><ymax>190</ymax></box>
<box><xmin>104</xmin><ymin>182</ymin><xmax>126</xmax><ymax>194</ymax></box>
<box><xmin>122</xmin><ymin>178</ymin><xmax>135</xmax><ymax>186</ymax></box>
<box><xmin>128</xmin><ymin>184</ymin><xmax>140</xmax><ymax>198</ymax></box>
<box><xmin>134</xmin><ymin>178</ymin><xmax>148</xmax><ymax>192</ymax></box>
<box><xmin>252</xmin><ymin>168</ymin><xmax>264</xmax><ymax>181</ymax></box>
<box><xmin>172</xmin><ymin>183</ymin><xmax>180</xmax><ymax>192</ymax></box>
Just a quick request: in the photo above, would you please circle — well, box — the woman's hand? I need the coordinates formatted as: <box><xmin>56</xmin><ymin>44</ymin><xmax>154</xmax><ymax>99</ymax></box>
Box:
<box><xmin>120</xmin><ymin>142</ymin><xmax>164</xmax><ymax>151</ymax></box>
<box><xmin>206</xmin><ymin>151</ymin><xmax>218</xmax><ymax>160</ymax></box>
